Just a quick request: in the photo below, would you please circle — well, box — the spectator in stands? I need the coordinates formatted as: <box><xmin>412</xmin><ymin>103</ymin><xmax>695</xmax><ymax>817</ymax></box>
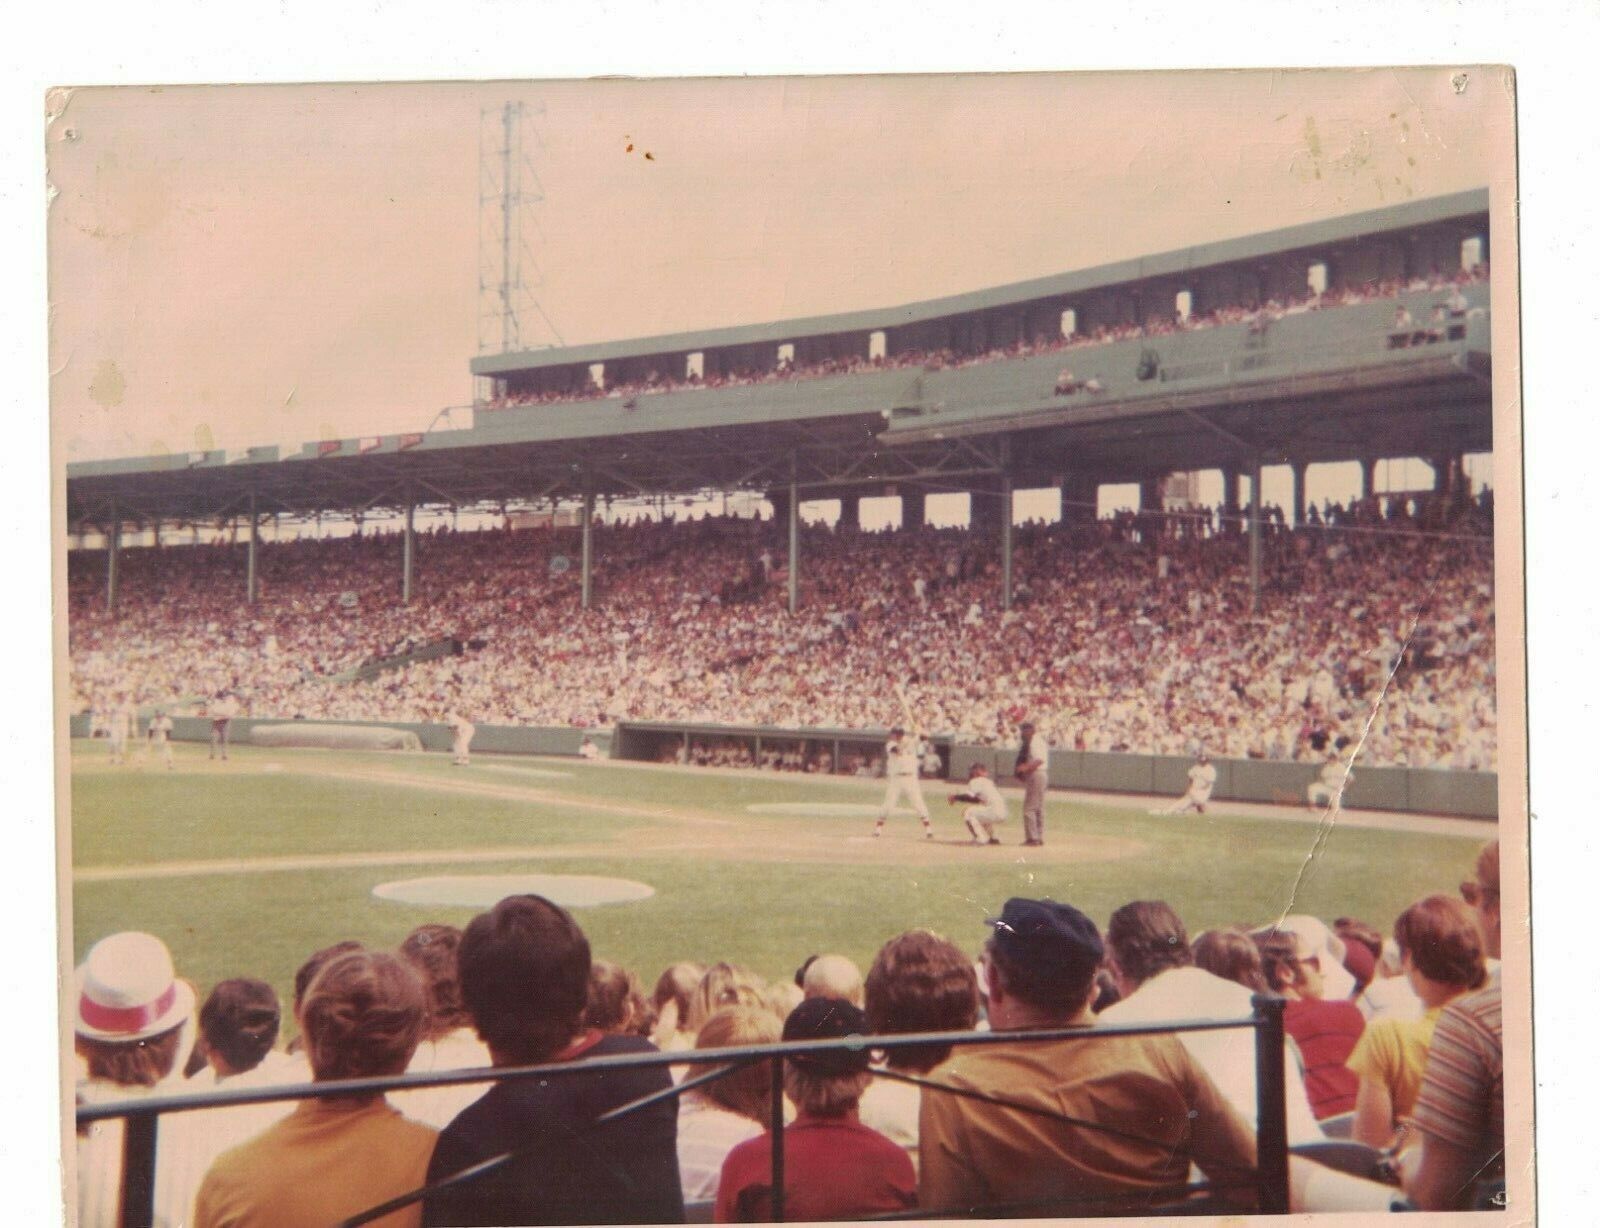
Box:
<box><xmin>918</xmin><ymin>898</ymin><xmax>1258</xmax><ymax>1215</ymax></box>
<box><xmin>676</xmin><ymin>1005</ymin><xmax>782</xmax><ymax>1204</ymax></box>
<box><xmin>1254</xmin><ymin>929</ymin><xmax>1366</xmax><ymax>1123</ymax></box>
<box><xmin>1405</xmin><ymin>841</ymin><xmax>1504</xmax><ymax>1210</ymax></box>
<box><xmin>1332</xmin><ymin>917</ymin><xmax>1383</xmax><ymax>993</ymax></box>
<box><xmin>715</xmin><ymin>998</ymin><xmax>916</xmax><ymax>1222</ymax></box>
<box><xmin>421</xmin><ymin>895</ymin><xmax>683</xmax><ymax>1226</ymax></box>
<box><xmin>194</xmin><ymin>950</ymin><xmax>435</xmax><ymax>1228</ymax></box>
<box><xmin>74</xmin><ymin>932</ymin><xmax>199</xmax><ymax>1228</ymax></box>
<box><xmin>395</xmin><ymin>924</ymin><xmax>494</xmax><ymax>1130</ymax></box>
<box><xmin>1097</xmin><ymin>901</ymin><xmax>1324</xmax><ymax>1144</ymax></box>
<box><xmin>585</xmin><ymin>959</ymin><xmax>657</xmax><ymax>1038</ymax></box>
<box><xmin>650</xmin><ymin>960</ymin><xmax>706</xmax><ymax>1054</ymax></box>
<box><xmin>800</xmin><ymin>953</ymin><xmax>865</xmax><ymax>1007</ymax></box>
<box><xmin>859</xmin><ymin>929</ymin><xmax>981</xmax><ymax>1164</ymax></box>
<box><xmin>1191</xmin><ymin>927</ymin><xmax>1268</xmax><ymax>991</ymax></box>
<box><xmin>163</xmin><ymin>978</ymin><xmax>300</xmax><ymax>1227</ymax></box>
<box><xmin>285</xmin><ymin>939</ymin><xmax>366</xmax><ymax>1059</ymax></box>
<box><xmin>1346</xmin><ymin>895</ymin><xmax>1488</xmax><ymax>1150</ymax></box>
<box><xmin>684</xmin><ymin>962</ymin><xmax>768</xmax><ymax>1035</ymax></box>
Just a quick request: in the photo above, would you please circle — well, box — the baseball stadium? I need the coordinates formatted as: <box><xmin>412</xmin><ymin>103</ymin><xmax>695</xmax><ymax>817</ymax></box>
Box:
<box><xmin>63</xmin><ymin>153</ymin><xmax>1513</xmax><ymax>1224</ymax></box>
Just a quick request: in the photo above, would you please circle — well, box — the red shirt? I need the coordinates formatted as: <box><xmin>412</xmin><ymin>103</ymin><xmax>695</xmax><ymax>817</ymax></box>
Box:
<box><xmin>1285</xmin><ymin>997</ymin><xmax>1366</xmax><ymax>1119</ymax></box>
<box><xmin>714</xmin><ymin>1109</ymin><xmax>916</xmax><ymax>1222</ymax></box>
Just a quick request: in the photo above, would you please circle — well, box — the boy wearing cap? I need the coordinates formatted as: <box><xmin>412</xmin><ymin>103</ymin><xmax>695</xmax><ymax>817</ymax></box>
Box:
<box><xmin>873</xmin><ymin>726</ymin><xmax>934</xmax><ymax>839</ymax></box>
<box><xmin>715</xmin><ymin>998</ymin><xmax>916</xmax><ymax>1222</ymax></box>
<box><xmin>948</xmin><ymin>763</ymin><xmax>1007</xmax><ymax>845</ymax></box>
<box><xmin>918</xmin><ymin>899</ymin><xmax>1258</xmax><ymax>1215</ymax></box>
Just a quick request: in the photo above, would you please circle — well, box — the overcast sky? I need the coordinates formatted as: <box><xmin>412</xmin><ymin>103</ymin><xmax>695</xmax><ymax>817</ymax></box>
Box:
<box><xmin>48</xmin><ymin>69</ymin><xmax>1502</xmax><ymax>463</ymax></box>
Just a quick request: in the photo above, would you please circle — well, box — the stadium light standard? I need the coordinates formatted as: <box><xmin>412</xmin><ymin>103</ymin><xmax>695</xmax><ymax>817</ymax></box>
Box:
<box><xmin>106</xmin><ymin>497</ymin><xmax>120</xmax><ymax>613</ymax></box>
<box><xmin>246</xmin><ymin>491</ymin><xmax>260</xmax><ymax>604</ymax></box>
<box><xmin>787</xmin><ymin>452</ymin><xmax>800</xmax><ymax>615</ymax></box>
<box><xmin>581</xmin><ymin>475</ymin><xmax>595</xmax><ymax>611</ymax></box>
<box><xmin>1248</xmin><ymin>459</ymin><xmax>1262</xmax><ymax>613</ymax></box>
<box><xmin>402</xmin><ymin>487</ymin><xmax>415</xmax><ymax>605</ymax></box>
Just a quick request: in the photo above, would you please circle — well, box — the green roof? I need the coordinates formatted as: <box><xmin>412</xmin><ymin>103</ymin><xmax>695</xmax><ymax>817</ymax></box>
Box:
<box><xmin>471</xmin><ymin>189</ymin><xmax>1490</xmax><ymax>376</ymax></box>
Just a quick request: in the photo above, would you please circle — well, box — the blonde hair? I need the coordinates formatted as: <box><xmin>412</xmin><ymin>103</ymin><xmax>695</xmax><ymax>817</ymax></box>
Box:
<box><xmin>301</xmin><ymin>951</ymin><xmax>425</xmax><ymax>1083</ymax></box>
<box><xmin>683</xmin><ymin>962</ymin><xmax>767</xmax><ymax>1034</ymax></box>
<box><xmin>783</xmin><ymin>1064</ymin><xmax>871</xmax><ymax>1117</ymax></box>
<box><xmin>691</xmin><ymin>1005</ymin><xmax>783</xmax><ymax>1123</ymax></box>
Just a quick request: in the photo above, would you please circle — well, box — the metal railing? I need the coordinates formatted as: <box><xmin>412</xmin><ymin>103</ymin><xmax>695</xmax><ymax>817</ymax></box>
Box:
<box><xmin>76</xmin><ymin>995</ymin><xmax>1290</xmax><ymax>1226</ymax></box>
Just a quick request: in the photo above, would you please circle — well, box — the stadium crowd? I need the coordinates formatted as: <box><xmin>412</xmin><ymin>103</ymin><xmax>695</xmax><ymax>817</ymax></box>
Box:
<box><xmin>482</xmin><ymin>264</ymin><xmax>1488</xmax><ymax>412</ymax></box>
<box><xmin>74</xmin><ymin>840</ymin><xmax>1505</xmax><ymax>1222</ymax></box>
<box><xmin>70</xmin><ymin>485</ymin><xmax>1496</xmax><ymax>771</ymax></box>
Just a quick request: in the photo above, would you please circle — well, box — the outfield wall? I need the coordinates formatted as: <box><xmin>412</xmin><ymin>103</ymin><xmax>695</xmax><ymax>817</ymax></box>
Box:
<box><xmin>67</xmin><ymin>714</ymin><xmax>1495</xmax><ymax>819</ymax></box>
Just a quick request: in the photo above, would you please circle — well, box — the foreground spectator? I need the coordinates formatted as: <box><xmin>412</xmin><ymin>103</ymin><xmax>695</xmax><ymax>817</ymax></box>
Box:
<box><xmin>162</xmin><ymin>979</ymin><xmax>299</xmax><ymax>1225</ymax></box>
<box><xmin>1253</xmin><ymin>929</ymin><xmax>1366</xmax><ymax>1122</ymax></box>
<box><xmin>859</xmin><ymin>929</ymin><xmax>980</xmax><ymax>1164</ymax></box>
<box><xmin>395</xmin><ymin>924</ymin><xmax>494</xmax><ymax>1130</ymax></box>
<box><xmin>800</xmin><ymin>953</ymin><xmax>864</xmax><ymax>1006</ymax></box>
<box><xmin>649</xmin><ymin>960</ymin><xmax>705</xmax><ymax>1053</ymax></box>
<box><xmin>194</xmin><ymin>950</ymin><xmax>435</xmax><ymax>1228</ymax></box>
<box><xmin>1347</xmin><ymin>895</ymin><xmax>1487</xmax><ymax>1149</ymax></box>
<box><xmin>1406</xmin><ymin>842</ymin><xmax>1505</xmax><ymax>1209</ymax></box>
<box><xmin>422</xmin><ymin>895</ymin><xmax>683</xmax><ymax>1226</ymax></box>
<box><xmin>715</xmin><ymin>998</ymin><xmax>916</xmax><ymax>1222</ymax></box>
<box><xmin>918</xmin><ymin>898</ymin><xmax>1258</xmax><ymax>1214</ymax></box>
<box><xmin>74</xmin><ymin>932</ymin><xmax>198</xmax><ymax>1228</ymax></box>
<box><xmin>676</xmin><ymin>1006</ymin><xmax>782</xmax><ymax>1204</ymax></box>
<box><xmin>1097</xmin><ymin>901</ymin><xmax>1323</xmax><ymax>1143</ymax></box>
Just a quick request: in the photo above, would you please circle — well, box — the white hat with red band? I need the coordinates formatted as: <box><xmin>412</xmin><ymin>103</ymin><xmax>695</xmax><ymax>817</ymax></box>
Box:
<box><xmin>74</xmin><ymin>932</ymin><xmax>196</xmax><ymax>1043</ymax></box>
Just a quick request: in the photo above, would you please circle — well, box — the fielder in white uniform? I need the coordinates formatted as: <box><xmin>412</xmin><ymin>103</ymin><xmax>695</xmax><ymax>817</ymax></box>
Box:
<box><xmin>107</xmin><ymin>699</ymin><xmax>135</xmax><ymax>765</ymax></box>
<box><xmin>873</xmin><ymin>725</ymin><xmax>933</xmax><ymax>839</ymax></box>
<box><xmin>1159</xmin><ymin>752</ymin><xmax>1217</xmax><ymax>815</ymax></box>
<box><xmin>1307</xmin><ymin>754</ymin><xmax>1353</xmax><ymax>810</ymax></box>
<box><xmin>446</xmin><ymin>711</ymin><xmax>476</xmax><ymax>766</ymax></box>
<box><xmin>948</xmin><ymin>763</ymin><xmax>1008</xmax><ymax>845</ymax></box>
<box><xmin>147</xmin><ymin>710</ymin><xmax>175</xmax><ymax>770</ymax></box>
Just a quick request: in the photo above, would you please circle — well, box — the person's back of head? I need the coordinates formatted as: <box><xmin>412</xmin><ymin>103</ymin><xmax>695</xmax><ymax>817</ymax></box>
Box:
<box><xmin>294</xmin><ymin>940</ymin><xmax>366</xmax><ymax>1016</ymax></box>
<box><xmin>865</xmin><ymin>930</ymin><xmax>979</xmax><ymax>1072</ymax></box>
<box><xmin>801</xmin><ymin>954</ymin><xmax>864</xmax><ymax>1007</ymax></box>
<box><xmin>1191</xmin><ymin>928</ymin><xmax>1266</xmax><ymax>993</ymax></box>
<box><xmin>691</xmin><ymin>1005</ymin><xmax>782</xmax><ymax>1124</ymax></box>
<box><xmin>1106</xmin><ymin>900</ymin><xmax>1191</xmax><ymax>991</ymax></box>
<box><xmin>199</xmin><ymin>978</ymin><xmax>281</xmax><ymax>1077</ymax></box>
<box><xmin>781</xmin><ymin>997</ymin><xmax>873</xmax><ymax>1117</ymax></box>
<box><xmin>459</xmin><ymin>894</ymin><xmax>591</xmax><ymax>1066</ymax></box>
<box><xmin>75</xmin><ymin>931</ymin><xmax>197</xmax><ymax>1089</ymax></box>
<box><xmin>399</xmin><ymin>924</ymin><xmax>470</xmax><ymax>1041</ymax></box>
<box><xmin>300</xmin><ymin>950</ymin><xmax>425</xmax><ymax>1084</ymax></box>
<box><xmin>685</xmin><ymin>962</ymin><xmax>766</xmax><ymax>1035</ymax></box>
<box><xmin>982</xmin><ymin>898</ymin><xmax>1105</xmax><ymax>1024</ymax></box>
<box><xmin>1394</xmin><ymin>895</ymin><xmax>1487</xmax><ymax>997</ymax></box>
<box><xmin>585</xmin><ymin>960</ymin><xmax>655</xmax><ymax>1037</ymax></box>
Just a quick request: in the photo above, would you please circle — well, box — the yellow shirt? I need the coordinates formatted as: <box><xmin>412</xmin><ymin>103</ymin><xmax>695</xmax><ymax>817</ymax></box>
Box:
<box><xmin>195</xmin><ymin>1096</ymin><xmax>436</xmax><ymax>1228</ymax></box>
<box><xmin>1345</xmin><ymin>1005</ymin><xmax>1443</xmax><ymax>1124</ymax></box>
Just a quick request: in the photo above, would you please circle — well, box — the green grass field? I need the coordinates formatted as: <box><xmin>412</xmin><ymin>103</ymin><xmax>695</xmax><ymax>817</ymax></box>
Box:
<box><xmin>68</xmin><ymin>740</ymin><xmax>1490</xmax><ymax>1015</ymax></box>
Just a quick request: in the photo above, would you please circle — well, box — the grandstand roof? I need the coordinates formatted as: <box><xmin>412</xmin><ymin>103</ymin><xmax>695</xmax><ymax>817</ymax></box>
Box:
<box><xmin>470</xmin><ymin>189</ymin><xmax>1490</xmax><ymax>376</ymax></box>
<box><xmin>66</xmin><ymin>191</ymin><xmax>1493</xmax><ymax>530</ymax></box>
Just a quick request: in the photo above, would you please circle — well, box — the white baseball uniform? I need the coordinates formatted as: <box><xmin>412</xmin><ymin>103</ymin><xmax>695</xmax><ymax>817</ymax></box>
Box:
<box><xmin>1307</xmin><ymin>759</ymin><xmax>1352</xmax><ymax>808</ymax></box>
<box><xmin>148</xmin><ymin>714</ymin><xmax>175</xmax><ymax>769</ymax></box>
<box><xmin>958</xmin><ymin>775</ymin><xmax>1008</xmax><ymax>843</ymax></box>
<box><xmin>1162</xmin><ymin>759</ymin><xmax>1218</xmax><ymax>814</ymax></box>
<box><xmin>108</xmin><ymin>704</ymin><xmax>134</xmax><ymax>764</ymax></box>
<box><xmin>874</xmin><ymin>735</ymin><xmax>932</xmax><ymax>835</ymax></box>
<box><xmin>447</xmin><ymin>711</ymin><xmax>476</xmax><ymax>765</ymax></box>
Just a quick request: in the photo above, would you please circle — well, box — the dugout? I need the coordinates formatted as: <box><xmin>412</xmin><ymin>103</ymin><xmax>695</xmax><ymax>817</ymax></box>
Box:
<box><xmin>613</xmin><ymin>721</ymin><xmax>952</xmax><ymax>779</ymax></box>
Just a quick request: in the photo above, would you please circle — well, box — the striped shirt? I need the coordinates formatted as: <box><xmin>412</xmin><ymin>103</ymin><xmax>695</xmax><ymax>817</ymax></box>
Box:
<box><xmin>1411</xmin><ymin>981</ymin><xmax>1503</xmax><ymax>1171</ymax></box>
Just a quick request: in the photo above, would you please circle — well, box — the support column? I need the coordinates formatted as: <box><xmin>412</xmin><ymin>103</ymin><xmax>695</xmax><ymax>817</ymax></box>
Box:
<box><xmin>837</xmin><ymin>492</ymin><xmax>860</xmax><ymax>530</ymax></box>
<box><xmin>106</xmin><ymin>500</ymin><xmax>120</xmax><ymax>613</ymax></box>
<box><xmin>1291</xmin><ymin>461</ymin><xmax>1308</xmax><ymax>528</ymax></box>
<box><xmin>768</xmin><ymin>487</ymin><xmax>791</xmax><ymax>527</ymax></box>
<box><xmin>1059</xmin><ymin>471</ymin><xmax>1097</xmax><ymax>525</ymax></box>
<box><xmin>1221</xmin><ymin>466</ymin><xmax>1241</xmax><ymax>534</ymax></box>
<box><xmin>581</xmin><ymin>482</ymin><xmax>596</xmax><ymax>611</ymax></box>
<box><xmin>1361</xmin><ymin>456</ymin><xmax>1378</xmax><ymax>501</ymax></box>
<box><xmin>1248</xmin><ymin>459</ymin><xmax>1263</xmax><ymax>613</ymax></box>
<box><xmin>787</xmin><ymin>455</ymin><xmax>800</xmax><ymax>615</ymax></box>
<box><xmin>900</xmin><ymin>488</ymin><xmax>926</xmax><ymax>532</ymax></box>
<box><xmin>1000</xmin><ymin>472</ymin><xmax>1014</xmax><ymax>611</ymax></box>
<box><xmin>246</xmin><ymin>493</ymin><xmax>260</xmax><ymax>604</ymax></box>
<box><xmin>402</xmin><ymin>492</ymin><xmax>415</xmax><ymax>605</ymax></box>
